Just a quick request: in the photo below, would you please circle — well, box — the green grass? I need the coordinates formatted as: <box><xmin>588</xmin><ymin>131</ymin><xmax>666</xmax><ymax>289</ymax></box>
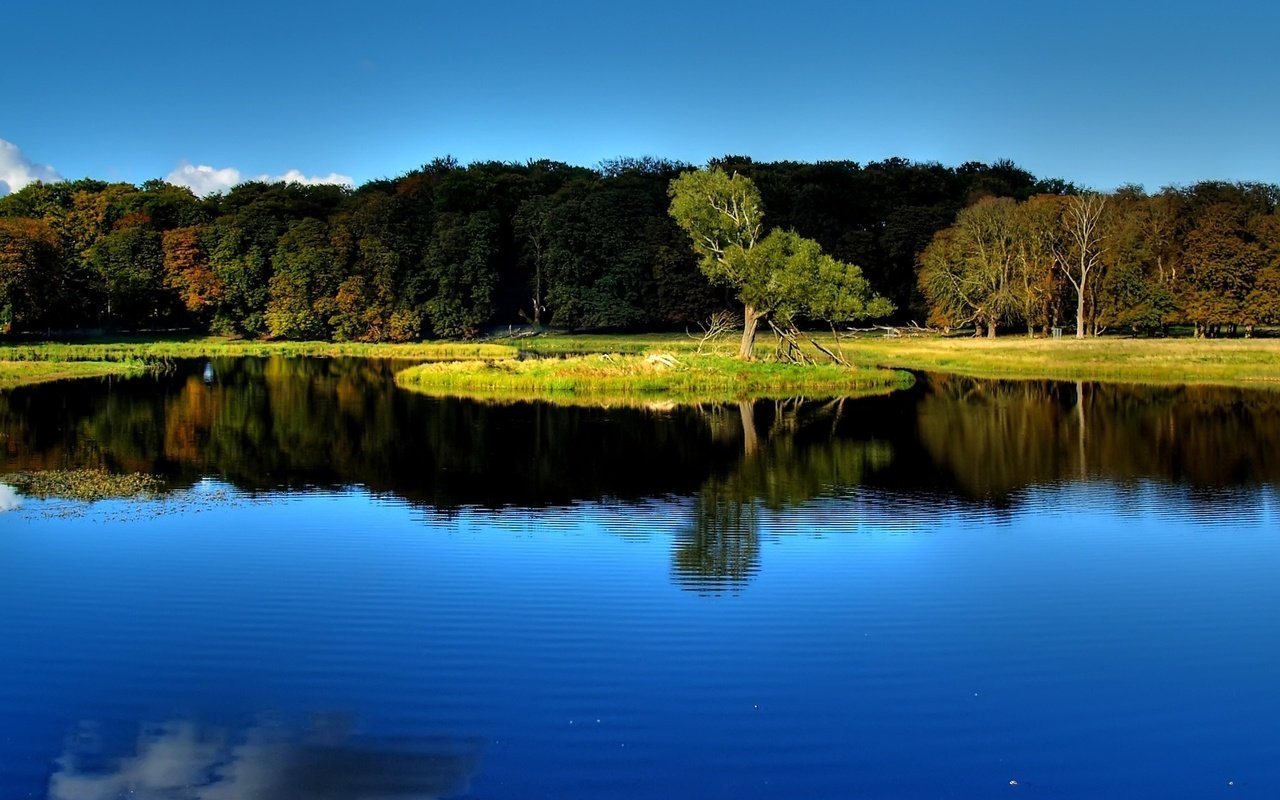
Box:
<box><xmin>395</xmin><ymin>352</ymin><xmax>912</xmax><ymax>405</ymax></box>
<box><xmin>7</xmin><ymin>329</ymin><xmax>1280</xmax><ymax>394</ymax></box>
<box><xmin>0</xmin><ymin>359</ymin><xmax>148</xmax><ymax>389</ymax></box>
<box><xmin>0</xmin><ymin>337</ymin><xmax>518</xmax><ymax>389</ymax></box>
<box><xmin>0</xmin><ymin>337</ymin><xmax>517</xmax><ymax>364</ymax></box>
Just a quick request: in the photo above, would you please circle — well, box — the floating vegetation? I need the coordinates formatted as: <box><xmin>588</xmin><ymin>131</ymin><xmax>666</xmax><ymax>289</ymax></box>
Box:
<box><xmin>1</xmin><ymin>469</ymin><xmax>165</xmax><ymax>502</ymax></box>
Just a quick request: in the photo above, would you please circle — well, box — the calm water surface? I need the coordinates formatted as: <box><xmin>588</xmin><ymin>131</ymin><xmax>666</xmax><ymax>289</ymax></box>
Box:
<box><xmin>1</xmin><ymin>358</ymin><xmax>1277</xmax><ymax>798</ymax></box>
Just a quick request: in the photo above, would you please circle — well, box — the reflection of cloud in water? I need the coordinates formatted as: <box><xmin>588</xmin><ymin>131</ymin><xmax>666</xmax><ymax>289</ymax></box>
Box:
<box><xmin>49</xmin><ymin>719</ymin><xmax>481</xmax><ymax>800</ymax></box>
<box><xmin>0</xmin><ymin>483</ymin><xmax>21</xmax><ymax>511</ymax></box>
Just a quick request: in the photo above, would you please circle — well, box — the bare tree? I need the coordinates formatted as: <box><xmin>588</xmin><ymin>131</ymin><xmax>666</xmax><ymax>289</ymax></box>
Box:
<box><xmin>1056</xmin><ymin>194</ymin><xmax>1108</xmax><ymax>338</ymax></box>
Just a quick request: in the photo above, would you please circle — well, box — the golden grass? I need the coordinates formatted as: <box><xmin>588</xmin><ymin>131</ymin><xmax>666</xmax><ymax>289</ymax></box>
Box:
<box><xmin>829</xmin><ymin>335</ymin><xmax>1280</xmax><ymax>387</ymax></box>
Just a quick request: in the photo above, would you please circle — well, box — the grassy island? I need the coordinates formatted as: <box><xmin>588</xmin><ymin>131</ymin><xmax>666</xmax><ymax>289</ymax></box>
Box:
<box><xmin>395</xmin><ymin>352</ymin><xmax>912</xmax><ymax>405</ymax></box>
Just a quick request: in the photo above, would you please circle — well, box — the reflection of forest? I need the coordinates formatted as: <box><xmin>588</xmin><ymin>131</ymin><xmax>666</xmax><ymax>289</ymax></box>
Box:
<box><xmin>0</xmin><ymin>358</ymin><xmax>740</xmax><ymax>507</ymax></box>
<box><xmin>4</xmin><ymin>359</ymin><xmax>1280</xmax><ymax>589</ymax></box>
<box><xmin>3</xmin><ymin>361</ymin><xmax>1279</xmax><ymax>511</ymax></box>
<box><xmin>909</xmin><ymin>375</ymin><xmax>1280</xmax><ymax>501</ymax></box>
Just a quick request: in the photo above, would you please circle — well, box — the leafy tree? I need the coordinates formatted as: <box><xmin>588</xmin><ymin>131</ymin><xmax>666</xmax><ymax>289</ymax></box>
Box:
<box><xmin>0</xmin><ymin>217</ymin><xmax>62</xmax><ymax>332</ymax></box>
<box><xmin>1013</xmin><ymin>195</ymin><xmax>1067</xmax><ymax>335</ymax></box>
<box><xmin>669</xmin><ymin>167</ymin><xmax>890</xmax><ymax>359</ymax></box>
<box><xmin>83</xmin><ymin>221</ymin><xmax>166</xmax><ymax>327</ymax></box>
<box><xmin>1244</xmin><ymin>213</ymin><xmax>1280</xmax><ymax>333</ymax></box>
<box><xmin>266</xmin><ymin>218</ymin><xmax>339</xmax><ymax>339</ymax></box>
<box><xmin>162</xmin><ymin>225</ymin><xmax>222</xmax><ymax>321</ymax></box>
<box><xmin>423</xmin><ymin>212</ymin><xmax>498</xmax><ymax>338</ymax></box>
<box><xmin>205</xmin><ymin>217</ymin><xmax>273</xmax><ymax>336</ymax></box>
<box><xmin>1181</xmin><ymin>202</ymin><xmax>1259</xmax><ymax>336</ymax></box>
<box><xmin>918</xmin><ymin>197</ymin><xmax>1021</xmax><ymax>337</ymax></box>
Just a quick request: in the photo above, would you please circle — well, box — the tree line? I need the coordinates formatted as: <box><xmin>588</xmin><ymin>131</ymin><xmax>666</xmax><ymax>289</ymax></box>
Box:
<box><xmin>0</xmin><ymin>155</ymin><xmax>1069</xmax><ymax>339</ymax></box>
<box><xmin>919</xmin><ymin>182</ymin><xmax>1280</xmax><ymax>337</ymax></box>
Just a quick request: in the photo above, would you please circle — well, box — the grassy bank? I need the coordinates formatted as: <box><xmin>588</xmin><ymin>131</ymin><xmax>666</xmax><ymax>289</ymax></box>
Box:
<box><xmin>395</xmin><ymin>353</ymin><xmax>912</xmax><ymax>405</ymax></box>
<box><xmin>505</xmin><ymin>331</ymin><xmax>1280</xmax><ymax>388</ymax></box>
<box><xmin>0</xmin><ymin>338</ymin><xmax>518</xmax><ymax>389</ymax></box>
<box><xmin>0</xmin><ymin>337</ymin><xmax>518</xmax><ymax>363</ymax></box>
<box><xmin>0</xmin><ymin>359</ymin><xmax>149</xmax><ymax>389</ymax></box>
<box><xmin>7</xmin><ymin>330</ymin><xmax>1280</xmax><ymax>393</ymax></box>
<box><xmin>830</xmin><ymin>335</ymin><xmax>1280</xmax><ymax>387</ymax></box>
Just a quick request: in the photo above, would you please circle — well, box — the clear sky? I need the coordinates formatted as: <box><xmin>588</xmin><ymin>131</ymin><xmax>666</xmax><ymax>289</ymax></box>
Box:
<box><xmin>3</xmin><ymin>0</ymin><xmax>1279</xmax><ymax>195</ymax></box>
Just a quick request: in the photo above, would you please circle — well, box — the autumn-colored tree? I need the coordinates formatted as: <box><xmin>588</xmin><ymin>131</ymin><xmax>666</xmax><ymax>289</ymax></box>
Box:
<box><xmin>0</xmin><ymin>217</ymin><xmax>62</xmax><ymax>332</ymax></box>
<box><xmin>1242</xmin><ymin>212</ymin><xmax>1280</xmax><ymax>334</ymax></box>
<box><xmin>918</xmin><ymin>197</ymin><xmax>1021</xmax><ymax>337</ymax></box>
<box><xmin>1181</xmin><ymin>203</ymin><xmax>1260</xmax><ymax>336</ymax></box>
<box><xmin>1013</xmin><ymin>195</ymin><xmax>1067</xmax><ymax>335</ymax></box>
<box><xmin>162</xmin><ymin>225</ymin><xmax>223</xmax><ymax>319</ymax></box>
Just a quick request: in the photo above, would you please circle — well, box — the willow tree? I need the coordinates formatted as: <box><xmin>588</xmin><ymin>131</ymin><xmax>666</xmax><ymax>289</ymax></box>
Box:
<box><xmin>668</xmin><ymin>167</ymin><xmax>890</xmax><ymax>359</ymax></box>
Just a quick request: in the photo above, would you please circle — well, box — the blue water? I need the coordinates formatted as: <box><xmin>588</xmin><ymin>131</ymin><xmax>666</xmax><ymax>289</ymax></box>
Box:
<box><xmin>2</xmin><ymin>481</ymin><xmax>1277</xmax><ymax>798</ymax></box>
<box><xmin>1</xmin><ymin>362</ymin><xmax>1278</xmax><ymax>798</ymax></box>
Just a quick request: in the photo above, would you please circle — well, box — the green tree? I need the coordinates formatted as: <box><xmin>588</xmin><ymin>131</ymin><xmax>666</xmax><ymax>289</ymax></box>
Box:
<box><xmin>423</xmin><ymin>212</ymin><xmax>498</xmax><ymax>338</ymax></box>
<box><xmin>266</xmin><ymin>218</ymin><xmax>339</xmax><ymax>339</ymax></box>
<box><xmin>84</xmin><ymin>222</ymin><xmax>165</xmax><ymax>327</ymax></box>
<box><xmin>669</xmin><ymin>167</ymin><xmax>890</xmax><ymax>359</ymax></box>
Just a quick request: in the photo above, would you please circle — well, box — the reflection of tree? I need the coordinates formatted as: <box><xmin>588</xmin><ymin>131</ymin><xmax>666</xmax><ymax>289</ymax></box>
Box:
<box><xmin>49</xmin><ymin>718</ymin><xmax>481</xmax><ymax>800</ymax></box>
<box><xmin>914</xmin><ymin>374</ymin><xmax>1280</xmax><ymax>501</ymax></box>
<box><xmin>673</xmin><ymin>398</ymin><xmax>895</xmax><ymax>592</ymax></box>
<box><xmin>672</xmin><ymin>483</ymin><xmax>760</xmax><ymax>592</ymax></box>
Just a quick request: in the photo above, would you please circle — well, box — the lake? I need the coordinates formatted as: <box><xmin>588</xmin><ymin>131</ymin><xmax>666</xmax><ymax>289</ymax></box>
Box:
<box><xmin>1</xmin><ymin>358</ymin><xmax>1277</xmax><ymax>798</ymax></box>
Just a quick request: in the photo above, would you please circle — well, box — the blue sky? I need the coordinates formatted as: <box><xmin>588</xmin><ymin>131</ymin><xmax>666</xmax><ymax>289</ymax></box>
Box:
<box><xmin>3</xmin><ymin>0</ymin><xmax>1279</xmax><ymax>195</ymax></box>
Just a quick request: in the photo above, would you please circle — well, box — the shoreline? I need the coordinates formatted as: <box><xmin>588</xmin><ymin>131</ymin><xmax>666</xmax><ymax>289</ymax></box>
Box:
<box><xmin>4</xmin><ymin>333</ymin><xmax>1280</xmax><ymax>393</ymax></box>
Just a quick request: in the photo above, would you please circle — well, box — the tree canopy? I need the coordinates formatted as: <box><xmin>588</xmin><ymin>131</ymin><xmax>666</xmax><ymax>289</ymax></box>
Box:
<box><xmin>669</xmin><ymin>168</ymin><xmax>891</xmax><ymax>359</ymax></box>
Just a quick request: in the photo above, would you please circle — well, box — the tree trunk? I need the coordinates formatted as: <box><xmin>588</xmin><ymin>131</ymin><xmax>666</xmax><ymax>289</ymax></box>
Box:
<box><xmin>738</xmin><ymin>400</ymin><xmax>759</xmax><ymax>457</ymax></box>
<box><xmin>1075</xmin><ymin>290</ymin><xmax>1086</xmax><ymax>339</ymax></box>
<box><xmin>986</xmin><ymin>319</ymin><xmax>997</xmax><ymax>338</ymax></box>
<box><xmin>1076</xmin><ymin>380</ymin><xmax>1087</xmax><ymax>479</ymax></box>
<box><xmin>738</xmin><ymin>306</ymin><xmax>762</xmax><ymax>361</ymax></box>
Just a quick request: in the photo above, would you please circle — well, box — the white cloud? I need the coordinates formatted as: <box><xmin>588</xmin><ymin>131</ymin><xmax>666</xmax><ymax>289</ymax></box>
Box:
<box><xmin>166</xmin><ymin>161</ymin><xmax>354</xmax><ymax>197</ymax></box>
<box><xmin>0</xmin><ymin>139</ymin><xmax>62</xmax><ymax>197</ymax></box>
<box><xmin>0</xmin><ymin>484</ymin><xmax>21</xmax><ymax>512</ymax></box>
<box><xmin>265</xmin><ymin>168</ymin><xmax>354</xmax><ymax>187</ymax></box>
<box><xmin>47</xmin><ymin>718</ymin><xmax>481</xmax><ymax>800</ymax></box>
<box><xmin>165</xmin><ymin>162</ymin><xmax>243</xmax><ymax>197</ymax></box>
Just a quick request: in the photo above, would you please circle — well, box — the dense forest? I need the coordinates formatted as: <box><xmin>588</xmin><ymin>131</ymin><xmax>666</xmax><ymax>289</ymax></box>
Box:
<box><xmin>0</xmin><ymin>155</ymin><xmax>1276</xmax><ymax>339</ymax></box>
